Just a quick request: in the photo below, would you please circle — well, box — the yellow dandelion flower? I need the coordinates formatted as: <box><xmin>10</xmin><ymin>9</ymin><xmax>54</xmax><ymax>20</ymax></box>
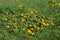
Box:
<box><xmin>6</xmin><ymin>25</ymin><xmax>10</xmax><ymax>28</ymax></box>
<box><xmin>21</xmin><ymin>18</ymin><xmax>26</xmax><ymax>22</ymax></box>
<box><xmin>24</xmin><ymin>15</ymin><xmax>27</xmax><ymax>18</ymax></box>
<box><xmin>42</xmin><ymin>22</ymin><xmax>46</xmax><ymax>26</ymax></box>
<box><xmin>21</xmin><ymin>13</ymin><xmax>24</xmax><ymax>16</ymax></box>
<box><xmin>34</xmin><ymin>25</ymin><xmax>37</xmax><ymax>28</ymax></box>
<box><xmin>41</xmin><ymin>18</ymin><xmax>45</xmax><ymax>23</ymax></box>
<box><xmin>31</xmin><ymin>11</ymin><xmax>34</xmax><ymax>14</ymax></box>
<box><xmin>1</xmin><ymin>17</ymin><xmax>7</xmax><ymax>21</ymax></box>
<box><xmin>52</xmin><ymin>0</ymin><xmax>56</xmax><ymax>4</ymax></box>
<box><xmin>30</xmin><ymin>28</ymin><xmax>34</xmax><ymax>30</ymax></box>
<box><xmin>41</xmin><ymin>18</ymin><xmax>49</xmax><ymax>26</ymax></box>
<box><xmin>29</xmin><ymin>24</ymin><xmax>32</xmax><ymax>27</ymax></box>
<box><xmin>57</xmin><ymin>3</ymin><xmax>60</xmax><ymax>7</ymax></box>
<box><xmin>27</xmin><ymin>29</ymin><xmax>32</xmax><ymax>34</ymax></box>
<box><xmin>31</xmin><ymin>32</ymin><xmax>35</xmax><ymax>35</ymax></box>
<box><xmin>37</xmin><ymin>27</ymin><xmax>40</xmax><ymax>30</ymax></box>
<box><xmin>27</xmin><ymin>29</ymin><xmax>35</xmax><ymax>35</ymax></box>
<box><xmin>46</xmin><ymin>23</ymin><xmax>49</xmax><ymax>26</ymax></box>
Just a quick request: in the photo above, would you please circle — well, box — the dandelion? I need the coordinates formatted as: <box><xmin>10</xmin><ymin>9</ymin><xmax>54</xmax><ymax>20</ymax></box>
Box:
<box><xmin>27</xmin><ymin>29</ymin><xmax>35</xmax><ymax>35</ymax></box>
<box><xmin>31</xmin><ymin>10</ymin><xmax>34</xmax><ymax>14</ymax></box>
<box><xmin>41</xmin><ymin>18</ymin><xmax>49</xmax><ymax>26</ymax></box>
<box><xmin>34</xmin><ymin>25</ymin><xmax>37</xmax><ymax>28</ymax></box>
<box><xmin>41</xmin><ymin>18</ymin><xmax>45</xmax><ymax>25</ymax></box>
<box><xmin>21</xmin><ymin>18</ymin><xmax>26</xmax><ymax>22</ymax></box>
<box><xmin>6</xmin><ymin>25</ymin><xmax>10</xmax><ymax>28</ymax></box>
<box><xmin>21</xmin><ymin>13</ymin><xmax>24</xmax><ymax>16</ymax></box>
<box><xmin>37</xmin><ymin>27</ymin><xmax>40</xmax><ymax>30</ymax></box>
<box><xmin>23</xmin><ymin>15</ymin><xmax>27</xmax><ymax>18</ymax></box>
<box><xmin>1</xmin><ymin>17</ymin><xmax>7</xmax><ymax>21</ymax></box>
<box><xmin>27</xmin><ymin>29</ymin><xmax>32</xmax><ymax>34</ymax></box>
<box><xmin>46</xmin><ymin>23</ymin><xmax>49</xmax><ymax>26</ymax></box>
<box><xmin>51</xmin><ymin>0</ymin><xmax>56</xmax><ymax>4</ymax></box>
<box><xmin>31</xmin><ymin>32</ymin><xmax>35</xmax><ymax>35</ymax></box>
<box><xmin>41</xmin><ymin>18</ymin><xmax>45</xmax><ymax>23</ymax></box>
<box><xmin>57</xmin><ymin>3</ymin><xmax>60</xmax><ymax>7</ymax></box>
<box><xmin>29</xmin><ymin>24</ymin><xmax>32</xmax><ymax>27</ymax></box>
<box><xmin>42</xmin><ymin>22</ymin><xmax>46</xmax><ymax>26</ymax></box>
<box><xmin>30</xmin><ymin>28</ymin><xmax>34</xmax><ymax>30</ymax></box>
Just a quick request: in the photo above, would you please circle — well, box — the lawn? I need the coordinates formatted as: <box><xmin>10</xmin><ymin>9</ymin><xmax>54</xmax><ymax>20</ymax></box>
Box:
<box><xmin>0</xmin><ymin>0</ymin><xmax>60</xmax><ymax>40</ymax></box>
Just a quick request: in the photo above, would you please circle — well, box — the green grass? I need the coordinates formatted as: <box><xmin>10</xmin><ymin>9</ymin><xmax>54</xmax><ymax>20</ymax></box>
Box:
<box><xmin>0</xmin><ymin>0</ymin><xmax>60</xmax><ymax>40</ymax></box>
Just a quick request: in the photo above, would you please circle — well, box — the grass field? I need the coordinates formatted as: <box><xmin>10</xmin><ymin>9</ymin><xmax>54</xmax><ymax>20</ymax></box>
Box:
<box><xmin>0</xmin><ymin>0</ymin><xmax>60</xmax><ymax>40</ymax></box>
